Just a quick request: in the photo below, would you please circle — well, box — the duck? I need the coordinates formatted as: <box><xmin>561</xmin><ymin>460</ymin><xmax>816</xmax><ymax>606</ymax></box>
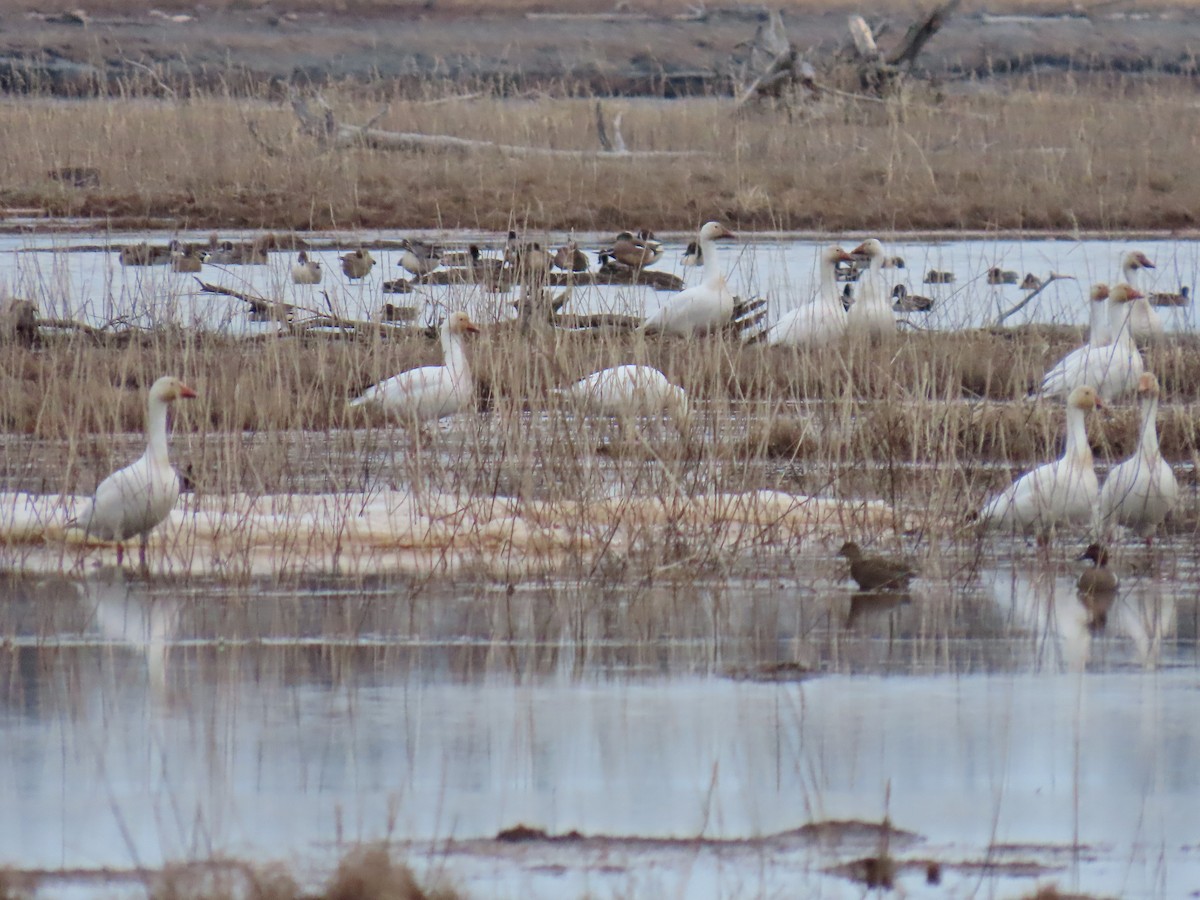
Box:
<box><xmin>118</xmin><ymin>242</ymin><xmax>172</xmax><ymax>267</ymax></box>
<box><xmin>1037</xmin><ymin>283</ymin><xmax>1144</xmax><ymax>402</ymax></box>
<box><xmin>553</xmin><ymin>240</ymin><xmax>590</xmax><ymax>273</ymax></box>
<box><xmin>891</xmin><ymin>284</ymin><xmax>934</xmax><ymax>312</ymax></box>
<box><xmin>340</xmin><ymin>249</ymin><xmax>376</xmax><ymax>280</ymax></box>
<box><xmin>562</xmin><ymin>365</ymin><xmax>688</xmax><ymax>424</ymax></box>
<box><xmin>348</xmin><ymin>311</ymin><xmax>480</xmax><ymax>424</ymax></box>
<box><xmin>681</xmin><ymin>241</ymin><xmax>703</xmax><ymax>267</ymax></box>
<box><xmin>640</xmin><ymin>221</ymin><xmax>736</xmax><ymax>336</ymax></box>
<box><xmin>837</xmin><ymin>541</ymin><xmax>917</xmax><ymax>591</ymax></box>
<box><xmin>924</xmin><ymin>269</ymin><xmax>954</xmax><ymax>284</ymax></box>
<box><xmin>1076</xmin><ymin>543</ymin><xmax>1118</xmax><ymax>596</ymax></box>
<box><xmin>169</xmin><ymin>242</ymin><xmax>203</xmax><ymax>273</ymax></box>
<box><xmin>203</xmin><ymin>234</ymin><xmax>269</xmax><ymax>265</ymax></box>
<box><xmin>505</xmin><ymin>232</ymin><xmax>552</xmax><ymax>279</ymax></box>
<box><xmin>1098</xmin><ymin>372</ymin><xmax>1179</xmax><ymax>544</ymax></box>
<box><xmin>1020</xmin><ymin>273</ymin><xmax>1043</xmax><ymax>291</ymax></box>
<box><xmin>846</xmin><ymin>238</ymin><xmax>895</xmax><ymax>340</ymax></box>
<box><xmin>399</xmin><ymin>239</ymin><xmax>443</xmax><ymax>277</ymax></box>
<box><xmin>71</xmin><ymin>376</ymin><xmax>197</xmax><ymax>566</ymax></box>
<box><xmin>601</xmin><ymin>230</ymin><xmax>664</xmax><ymax>269</ymax></box>
<box><xmin>979</xmin><ymin>385</ymin><xmax>1102</xmax><ymax>540</ymax></box>
<box><xmin>764</xmin><ymin>245</ymin><xmax>855</xmax><ymax>348</ymax></box>
<box><xmin>290</xmin><ymin>250</ymin><xmax>322</xmax><ymax>285</ymax></box>
<box><xmin>1120</xmin><ymin>250</ymin><xmax>1163</xmax><ymax>342</ymax></box>
<box><xmin>1149</xmin><ymin>285</ymin><xmax>1189</xmax><ymax>307</ymax></box>
<box><xmin>987</xmin><ymin>267</ymin><xmax>1019</xmax><ymax>285</ymax></box>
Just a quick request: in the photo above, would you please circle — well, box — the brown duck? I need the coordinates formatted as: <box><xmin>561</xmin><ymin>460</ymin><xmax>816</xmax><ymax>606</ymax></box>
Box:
<box><xmin>837</xmin><ymin>542</ymin><xmax>917</xmax><ymax>591</ymax></box>
<box><xmin>1076</xmin><ymin>543</ymin><xmax>1118</xmax><ymax>596</ymax></box>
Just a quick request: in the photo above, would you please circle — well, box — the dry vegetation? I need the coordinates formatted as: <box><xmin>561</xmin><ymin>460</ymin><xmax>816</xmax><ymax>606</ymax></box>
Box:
<box><xmin>4</xmin><ymin>79</ymin><xmax>1200</xmax><ymax>232</ymax></box>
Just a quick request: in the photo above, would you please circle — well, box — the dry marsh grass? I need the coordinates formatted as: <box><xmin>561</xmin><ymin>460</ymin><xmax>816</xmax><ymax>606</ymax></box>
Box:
<box><xmin>4</xmin><ymin>81</ymin><xmax>1200</xmax><ymax>231</ymax></box>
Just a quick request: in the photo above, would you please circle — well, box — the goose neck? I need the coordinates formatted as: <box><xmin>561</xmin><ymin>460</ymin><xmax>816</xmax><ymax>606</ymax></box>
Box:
<box><xmin>1139</xmin><ymin>394</ymin><xmax>1161</xmax><ymax>457</ymax></box>
<box><xmin>699</xmin><ymin>234</ymin><xmax>721</xmax><ymax>285</ymax></box>
<box><xmin>145</xmin><ymin>396</ymin><xmax>171</xmax><ymax>466</ymax></box>
<box><xmin>1088</xmin><ymin>301</ymin><xmax>1109</xmax><ymax>345</ymax></box>
<box><xmin>442</xmin><ymin>327</ymin><xmax>471</xmax><ymax>380</ymax></box>
<box><xmin>1064</xmin><ymin>405</ymin><xmax>1092</xmax><ymax>465</ymax></box>
<box><xmin>1107</xmin><ymin>300</ymin><xmax>1135</xmax><ymax>345</ymax></box>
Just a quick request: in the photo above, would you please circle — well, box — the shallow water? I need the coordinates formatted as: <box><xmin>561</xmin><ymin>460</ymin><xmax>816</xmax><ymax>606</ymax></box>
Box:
<box><xmin>2</xmin><ymin>230</ymin><xmax>1198</xmax><ymax>334</ymax></box>
<box><xmin>1</xmin><ymin>547</ymin><xmax>1197</xmax><ymax>898</ymax></box>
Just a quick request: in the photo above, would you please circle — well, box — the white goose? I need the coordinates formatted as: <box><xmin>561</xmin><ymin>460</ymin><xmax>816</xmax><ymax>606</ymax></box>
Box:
<box><xmin>1098</xmin><ymin>372</ymin><xmax>1179</xmax><ymax>543</ymax></box>
<box><xmin>563</xmin><ymin>365</ymin><xmax>688</xmax><ymax>423</ymax></box>
<box><xmin>640</xmin><ymin>221</ymin><xmax>735</xmax><ymax>336</ymax></box>
<box><xmin>1038</xmin><ymin>283</ymin><xmax>1144</xmax><ymax>402</ymax></box>
<box><xmin>980</xmin><ymin>385</ymin><xmax>1101</xmax><ymax>540</ymax></box>
<box><xmin>73</xmin><ymin>376</ymin><xmax>197</xmax><ymax>565</ymax></box>
<box><xmin>765</xmin><ymin>245</ymin><xmax>855</xmax><ymax>348</ymax></box>
<box><xmin>349</xmin><ymin>311</ymin><xmax>480</xmax><ymax>423</ymax></box>
<box><xmin>845</xmin><ymin>238</ymin><xmax>895</xmax><ymax>340</ymax></box>
<box><xmin>291</xmin><ymin>250</ymin><xmax>322</xmax><ymax>285</ymax></box>
<box><xmin>1121</xmin><ymin>250</ymin><xmax>1164</xmax><ymax>342</ymax></box>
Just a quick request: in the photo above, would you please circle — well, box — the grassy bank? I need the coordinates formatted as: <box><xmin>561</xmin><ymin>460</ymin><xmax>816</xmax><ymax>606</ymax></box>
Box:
<box><xmin>3</xmin><ymin>81</ymin><xmax>1199</xmax><ymax>233</ymax></box>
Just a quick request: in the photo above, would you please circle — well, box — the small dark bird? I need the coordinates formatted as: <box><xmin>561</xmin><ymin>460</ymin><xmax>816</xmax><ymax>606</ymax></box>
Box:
<box><xmin>1149</xmin><ymin>286</ymin><xmax>1189</xmax><ymax>307</ymax></box>
<box><xmin>1077</xmin><ymin>543</ymin><xmax>1118</xmax><ymax>596</ymax></box>
<box><xmin>987</xmin><ymin>266</ymin><xmax>1019</xmax><ymax>285</ymax></box>
<box><xmin>892</xmin><ymin>284</ymin><xmax>933</xmax><ymax>312</ymax></box>
<box><xmin>1020</xmin><ymin>272</ymin><xmax>1043</xmax><ymax>291</ymax></box>
<box><xmin>837</xmin><ymin>541</ymin><xmax>917</xmax><ymax>591</ymax></box>
<box><xmin>924</xmin><ymin>269</ymin><xmax>954</xmax><ymax>284</ymax></box>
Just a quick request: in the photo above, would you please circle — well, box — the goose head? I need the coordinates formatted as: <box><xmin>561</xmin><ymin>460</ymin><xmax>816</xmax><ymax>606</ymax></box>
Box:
<box><xmin>1136</xmin><ymin>372</ymin><xmax>1160</xmax><ymax>400</ymax></box>
<box><xmin>1109</xmin><ymin>283</ymin><xmax>1143</xmax><ymax>306</ymax></box>
<box><xmin>446</xmin><ymin>311</ymin><xmax>481</xmax><ymax>336</ymax></box>
<box><xmin>149</xmin><ymin>376</ymin><xmax>197</xmax><ymax>404</ymax></box>
<box><xmin>1121</xmin><ymin>250</ymin><xmax>1155</xmax><ymax>273</ymax></box>
<box><xmin>698</xmin><ymin>221</ymin><xmax>735</xmax><ymax>242</ymax></box>
<box><xmin>849</xmin><ymin>239</ymin><xmax>885</xmax><ymax>267</ymax></box>
<box><xmin>1067</xmin><ymin>384</ymin><xmax>1101</xmax><ymax>413</ymax></box>
<box><xmin>821</xmin><ymin>246</ymin><xmax>855</xmax><ymax>268</ymax></box>
<box><xmin>1089</xmin><ymin>282</ymin><xmax>1110</xmax><ymax>303</ymax></box>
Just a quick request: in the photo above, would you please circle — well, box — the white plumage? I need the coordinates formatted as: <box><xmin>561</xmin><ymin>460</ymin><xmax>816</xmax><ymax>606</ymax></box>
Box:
<box><xmin>564</xmin><ymin>365</ymin><xmax>688</xmax><ymax>421</ymax></box>
<box><xmin>1099</xmin><ymin>372</ymin><xmax>1178</xmax><ymax>542</ymax></box>
<box><xmin>845</xmin><ymin>238</ymin><xmax>896</xmax><ymax>340</ymax></box>
<box><xmin>349</xmin><ymin>312</ymin><xmax>480</xmax><ymax>423</ymax></box>
<box><xmin>981</xmin><ymin>385</ymin><xmax>1101</xmax><ymax>539</ymax></box>
<box><xmin>640</xmin><ymin>221</ymin><xmax>736</xmax><ymax>336</ymax></box>
<box><xmin>74</xmin><ymin>375</ymin><xmax>197</xmax><ymax>563</ymax></box>
<box><xmin>291</xmin><ymin>250</ymin><xmax>322</xmax><ymax>285</ymax></box>
<box><xmin>1121</xmin><ymin>250</ymin><xmax>1164</xmax><ymax>342</ymax></box>
<box><xmin>1038</xmin><ymin>283</ymin><xmax>1144</xmax><ymax>402</ymax></box>
<box><xmin>765</xmin><ymin>245</ymin><xmax>855</xmax><ymax>348</ymax></box>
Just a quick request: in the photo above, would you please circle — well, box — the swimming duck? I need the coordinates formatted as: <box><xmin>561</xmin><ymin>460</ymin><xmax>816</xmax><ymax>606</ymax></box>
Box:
<box><xmin>640</xmin><ymin>221</ymin><xmax>736</xmax><ymax>336</ymax></box>
<box><xmin>987</xmin><ymin>267</ymin><xmax>1019</xmax><ymax>285</ymax></box>
<box><xmin>72</xmin><ymin>376</ymin><xmax>197</xmax><ymax>566</ymax></box>
<box><xmin>340</xmin><ymin>249</ymin><xmax>376</xmax><ymax>280</ymax></box>
<box><xmin>203</xmin><ymin>234</ymin><xmax>269</xmax><ymax>265</ymax></box>
<box><xmin>837</xmin><ymin>541</ymin><xmax>917</xmax><ymax>592</ymax></box>
<box><xmin>291</xmin><ymin>250</ymin><xmax>322</xmax><ymax>285</ymax></box>
<box><xmin>1098</xmin><ymin>372</ymin><xmax>1178</xmax><ymax>543</ymax></box>
<box><xmin>980</xmin><ymin>385</ymin><xmax>1102</xmax><ymax>540</ymax></box>
<box><xmin>924</xmin><ymin>269</ymin><xmax>954</xmax><ymax>284</ymax></box>
<box><xmin>348</xmin><ymin>312</ymin><xmax>480</xmax><ymax>424</ymax></box>
<box><xmin>891</xmin><ymin>284</ymin><xmax>934</xmax><ymax>312</ymax></box>
<box><xmin>169</xmin><ymin>243</ymin><xmax>203</xmax><ymax>273</ymax></box>
<box><xmin>1149</xmin><ymin>286</ymin><xmax>1189</xmax><ymax>307</ymax></box>
<box><xmin>119</xmin><ymin>242</ymin><xmax>172</xmax><ymax>267</ymax></box>
<box><xmin>1076</xmin><ymin>543</ymin><xmax>1118</xmax><ymax>596</ymax></box>
<box><xmin>1020</xmin><ymin>273</ymin><xmax>1043</xmax><ymax>291</ymax></box>
<box><xmin>399</xmin><ymin>239</ymin><xmax>443</xmax><ymax>277</ymax></box>
<box><xmin>1037</xmin><ymin>283</ymin><xmax>1144</xmax><ymax>402</ymax></box>
<box><xmin>505</xmin><ymin>232</ymin><xmax>552</xmax><ymax>279</ymax></box>
<box><xmin>764</xmin><ymin>246</ymin><xmax>854</xmax><ymax>348</ymax></box>
<box><xmin>553</xmin><ymin>240</ymin><xmax>590</xmax><ymax>272</ymax></box>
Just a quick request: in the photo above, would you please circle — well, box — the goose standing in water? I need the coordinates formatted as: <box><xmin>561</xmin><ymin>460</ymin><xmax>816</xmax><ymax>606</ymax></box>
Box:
<box><xmin>980</xmin><ymin>385</ymin><xmax>1102</xmax><ymax>541</ymax></box>
<box><xmin>640</xmin><ymin>221</ymin><xmax>736</xmax><ymax>336</ymax></box>
<box><xmin>764</xmin><ymin>245</ymin><xmax>855</xmax><ymax>348</ymax></box>
<box><xmin>1098</xmin><ymin>372</ymin><xmax>1178</xmax><ymax>544</ymax></box>
<box><xmin>72</xmin><ymin>376</ymin><xmax>197</xmax><ymax>566</ymax></box>
<box><xmin>291</xmin><ymin>250</ymin><xmax>322</xmax><ymax>285</ymax></box>
<box><xmin>349</xmin><ymin>312</ymin><xmax>480</xmax><ymax>425</ymax></box>
<box><xmin>1121</xmin><ymin>250</ymin><xmax>1164</xmax><ymax>342</ymax></box>
<box><xmin>563</xmin><ymin>365</ymin><xmax>688</xmax><ymax>429</ymax></box>
<box><xmin>846</xmin><ymin>238</ymin><xmax>895</xmax><ymax>340</ymax></box>
<box><xmin>1037</xmin><ymin>283</ymin><xmax>1143</xmax><ymax>402</ymax></box>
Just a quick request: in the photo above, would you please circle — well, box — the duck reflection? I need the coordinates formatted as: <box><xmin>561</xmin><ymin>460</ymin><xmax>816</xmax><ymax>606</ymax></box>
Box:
<box><xmin>986</xmin><ymin>559</ymin><xmax>1093</xmax><ymax>671</ymax></box>
<box><xmin>846</xmin><ymin>589</ymin><xmax>911</xmax><ymax>628</ymax></box>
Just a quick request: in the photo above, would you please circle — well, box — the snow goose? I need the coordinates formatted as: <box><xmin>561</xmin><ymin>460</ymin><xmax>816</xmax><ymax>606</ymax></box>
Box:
<box><xmin>846</xmin><ymin>238</ymin><xmax>896</xmax><ymax>340</ymax></box>
<box><xmin>764</xmin><ymin>245</ymin><xmax>854</xmax><ymax>348</ymax></box>
<box><xmin>1121</xmin><ymin>250</ymin><xmax>1164</xmax><ymax>341</ymax></box>
<box><xmin>980</xmin><ymin>385</ymin><xmax>1102</xmax><ymax>540</ymax></box>
<box><xmin>640</xmin><ymin>221</ymin><xmax>736</xmax><ymax>336</ymax></box>
<box><xmin>1037</xmin><ymin>283</ymin><xmax>1144</xmax><ymax>402</ymax></box>
<box><xmin>1098</xmin><ymin>372</ymin><xmax>1178</xmax><ymax>543</ymax></box>
<box><xmin>73</xmin><ymin>376</ymin><xmax>197</xmax><ymax>566</ymax></box>
<box><xmin>399</xmin><ymin>239</ymin><xmax>443</xmax><ymax>277</ymax></box>
<box><xmin>340</xmin><ymin>249</ymin><xmax>376</xmax><ymax>280</ymax></box>
<box><xmin>563</xmin><ymin>365</ymin><xmax>688</xmax><ymax>427</ymax></box>
<box><xmin>291</xmin><ymin>250</ymin><xmax>322</xmax><ymax>285</ymax></box>
<box><xmin>349</xmin><ymin>312</ymin><xmax>480</xmax><ymax>424</ymax></box>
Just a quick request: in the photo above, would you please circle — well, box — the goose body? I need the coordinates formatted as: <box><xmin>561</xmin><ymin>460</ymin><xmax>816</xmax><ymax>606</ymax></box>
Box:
<box><xmin>1098</xmin><ymin>372</ymin><xmax>1178</xmax><ymax>541</ymax></box>
<box><xmin>291</xmin><ymin>250</ymin><xmax>322</xmax><ymax>285</ymax></box>
<box><xmin>1038</xmin><ymin>284</ymin><xmax>1144</xmax><ymax>402</ymax></box>
<box><xmin>565</xmin><ymin>365</ymin><xmax>688</xmax><ymax>420</ymax></box>
<box><xmin>340</xmin><ymin>249</ymin><xmax>376</xmax><ymax>280</ymax></box>
<box><xmin>74</xmin><ymin>376</ymin><xmax>197</xmax><ymax>562</ymax></box>
<box><xmin>399</xmin><ymin>239</ymin><xmax>442</xmax><ymax>277</ymax></box>
<box><xmin>640</xmin><ymin>221</ymin><xmax>736</xmax><ymax>336</ymax></box>
<box><xmin>981</xmin><ymin>385</ymin><xmax>1101</xmax><ymax>538</ymax></box>
<box><xmin>846</xmin><ymin>239</ymin><xmax>895</xmax><ymax>340</ymax></box>
<box><xmin>765</xmin><ymin>246</ymin><xmax>854</xmax><ymax>348</ymax></box>
<box><xmin>1121</xmin><ymin>251</ymin><xmax>1164</xmax><ymax>342</ymax></box>
<box><xmin>349</xmin><ymin>312</ymin><xmax>480</xmax><ymax>422</ymax></box>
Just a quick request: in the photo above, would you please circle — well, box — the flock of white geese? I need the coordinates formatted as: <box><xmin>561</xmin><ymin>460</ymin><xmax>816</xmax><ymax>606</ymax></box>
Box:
<box><xmin>74</xmin><ymin>224</ymin><xmax>1181</xmax><ymax>565</ymax></box>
